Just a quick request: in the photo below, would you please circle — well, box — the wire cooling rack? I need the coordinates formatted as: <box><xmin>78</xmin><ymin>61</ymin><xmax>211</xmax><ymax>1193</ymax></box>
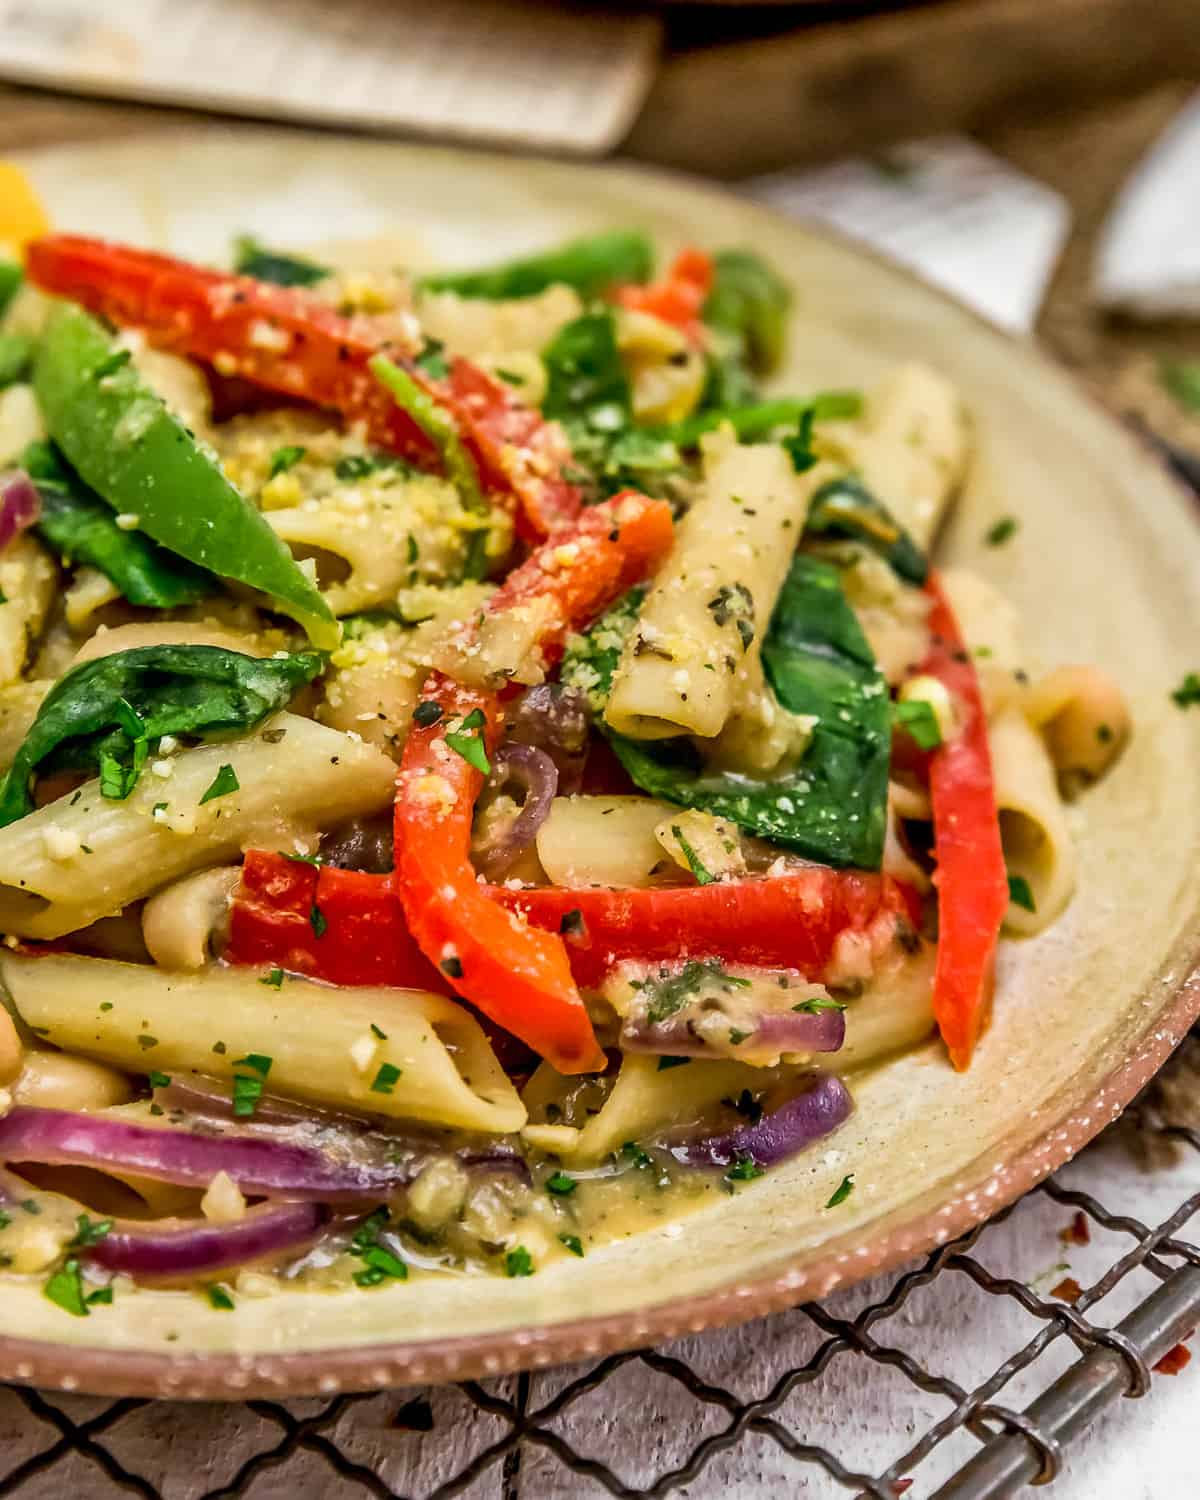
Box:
<box><xmin>1</xmin><ymin>1039</ymin><xmax>1199</xmax><ymax>1500</ymax></box>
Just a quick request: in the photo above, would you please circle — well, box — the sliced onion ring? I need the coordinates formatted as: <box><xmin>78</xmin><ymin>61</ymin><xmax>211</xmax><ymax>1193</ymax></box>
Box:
<box><xmin>89</xmin><ymin>1201</ymin><xmax>323</xmax><ymax>1279</ymax></box>
<box><xmin>473</xmin><ymin>743</ymin><xmax>558</xmax><ymax>881</ymax></box>
<box><xmin>664</xmin><ymin>1072</ymin><xmax>853</xmax><ymax>1170</ymax></box>
<box><xmin>0</xmin><ymin>1107</ymin><xmax>411</xmax><ymax>1203</ymax></box>
<box><xmin>507</xmin><ymin>684</ymin><xmax>590</xmax><ymax>794</ymax></box>
<box><xmin>623</xmin><ymin>1006</ymin><xmax>845</xmax><ymax>1060</ymax></box>
<box><xmin>0</xmin><ymin>471</ymin><xmax>41</xmax><ymax>551</ymax></box>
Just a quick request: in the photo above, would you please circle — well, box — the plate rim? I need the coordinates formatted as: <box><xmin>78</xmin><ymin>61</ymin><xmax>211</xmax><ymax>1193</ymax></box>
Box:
<box><xmin>1</xmin><ymin>128</ymin><xmax>1199</xmax><ymax>1400</ymax></box>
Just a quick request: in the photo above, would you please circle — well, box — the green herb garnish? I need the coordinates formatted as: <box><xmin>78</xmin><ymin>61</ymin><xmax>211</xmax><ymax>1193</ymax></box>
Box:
<box><xmin>505</xmin><ymin>1246</ymin><xmax>534</xmax><ymax>1277</ymax></box>
<box><xmin>268</xmin><ymin>445</ymin><xmax>306</xmax><ymax>478</ymax></box>
<box><xmin>1007</xmin><ymin>874</ymin><xmax>1037</xmax><ymax>913</ymax></box>
<box><xmin>206</xmin><ymin>1283</ymin><xmax>235</xmax><ymax>1310</ymax></box>
<box><xmin>370</xmin><ymin>1062</ymin><xmax>402</xmax><ymax>1095</ymax></box>
<box><xmin>893</xmin><ymin>699</ymin><xmax>943</xmax><ymax>750</ymax></box>
<box><xmin>546</xmin><ymin>1171</ymin><xmax>577</xmax><ymax>1196</ymax></box>
<box><xmin>558</xmin><ymin>1233</ymin><xmax>584</xmax><ymax>1257</ymax></box>
<box><xmin>1171</xmin><ymin>672</ymin><xmax>1200</xmax><ymax>708</ymax></box>
<box><xmin>826</xmin><ymin>1173</ymin><xmax>856</xmax><ymax>1208</ymax></box>
<box><xmin>984</xmin><ymin>516</ymin><xmax>1019</xmax><ymax>547</ymax></box>
<box><xmin>671</xmin><ymin>824</ymin><xmax>715</xmax><ymax>886</ymax></box>
<box><xmin>199</xmin><ymin>764</ymin><xmax>240</xmax><ymax>804</ymax></box>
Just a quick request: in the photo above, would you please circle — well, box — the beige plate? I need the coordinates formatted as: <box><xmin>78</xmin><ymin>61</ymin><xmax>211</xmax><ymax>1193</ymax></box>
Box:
<box><xmin>2</xmin><ymin>131</ymin><xmax>1199</xmax><ymax>1400</ymax></box>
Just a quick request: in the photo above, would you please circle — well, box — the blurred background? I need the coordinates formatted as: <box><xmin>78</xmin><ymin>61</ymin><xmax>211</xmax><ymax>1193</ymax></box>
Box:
<box><xmin>3</xmin><ymin>0</ymin><xmax>1200</xmax><ymax>468</ymax></box>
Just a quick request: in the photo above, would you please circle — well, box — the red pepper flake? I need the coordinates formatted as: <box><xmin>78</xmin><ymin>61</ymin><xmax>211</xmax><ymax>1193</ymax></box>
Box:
<box><xmin>891</xmin><ymin>1481</ymin><xmax>914</xmax><ymax>1496</ymax></box>
<box><xmin>1050</xmin><ymin>1276</ymin><xmax>1083</xmax><ymax>1304</ymax></box>
<box><xmin>1154</xmin><ymin>1343</ymin><xmax>1192</xmax><ymax>1376</ymax></box>
<box><xmin>1059</xmin><ymin>1211</ymin><xmax>1091</xmax><ymax>1246</ymax></box>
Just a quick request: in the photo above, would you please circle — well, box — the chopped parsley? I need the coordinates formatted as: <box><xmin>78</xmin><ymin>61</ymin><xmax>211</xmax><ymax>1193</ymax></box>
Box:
<box><xmin>69</xmin><ymin>1214</ymin><xmax>113</xmax><ymax>1248</ymax></box>
<box><xmin>44</xmin><ymin>1259</ymin><xmax>110</xmax><ymax>1317</ymax></box>
<box><xmin>657</xmin><ymin>1055</ymin><xmax>691</xmax><ymax>1071</ymax></box>
<box><xmin>641</xmin><ymin>959</ymin><xmax>750</xmax><ymax>1025</ymax></box>
<box><xmin>99</xmin><ymin>1002</ymin><xmax>113</xmax><ymax>1012</ymax></box>
<box><xmin>984</xmin><ymin>516</ymin><xmax>1019</xmax><ymax>547</ymax></box>
<box><xmin>414</xmin><ymin>338</ymin><xmax>449</xmax><ymax>380</ymax></box>
<box><xmin>370</xmin><ymin>1023</ymin><xmax>388</xmax><ymax>1040</ymax></box>
<box><xmin>309</xmin><ymin>904</ymin><xmax>327</xmax><ymax>939</ymax></box>
<box><xmin>371</xmin><ymin>1062</ymin><xmax>402</xmax><ymax>1095</ymax></box>
<box><xmin>505</xmin><ymin>1246</ymin><xmax>534</xmax><ymax>1277</ymax></box>
<box><xmin>723</xmin><ymin>1089</ymin><xmax>763</xmax><ymax>1125</ymax></box>
<box><xmin>334</xmin><ymin>452</ymin><xmax>412</xmax><ymax>482</ymax></box>
<box><xmin>494</xmin><ymin>367</ymin><xmax>525</xmax><ymax>386</ymax></box>
<box><xmin>268</xmin><ymin>444</ymin><xmax>306</xmax><ymax>478</ymax></box>
<box><xmin>346</xmin><ymin>1210</ymin><xmax>408</xmax><ymax>1286</ymax></box>
<box><xmin>826</xmin><ymin>1173</ymin><xmax>856</xmax><ymax>1208</ymax></box>
<box><xmin>783</xmin><ymin>405</ymin><xmax>817</xmax><ymax>473</ymax></box>
<box><xmin>671</xmin><ymin>824</ymin><xmax>715</xmax><ymax>886</ymax></box>
<box><xmin>1159</xmin><ymin>358</ymin><xmax>1200</xmax><ymax>413</ymax></box>
<box><xmin>231</xmin><ymin>1053</ymin><xmax>272</xmax><ymax>1118</ymax></box>
<box><xmin>1171</xmin><ymin>672</ymin><xmax>1200</xmax><ymax>708</ymax></box>
<box><xmin>1007</xmin><ymin>874</ymin><xmax>1037</xmax><ymax>913</ymax></box>
<box><xmin>545</xmin><ymin>1171</ymin><xmax>577</xmax><ymax>1197</ymax></box>
<box><xmin>621</xmin><ymin>1141</ymin><xmax>653</xmax><ymax>1169</ymax></box>
<box><xmin>146</xmin><ymin>1071</ymin><xmax>171</xmax><ymax>1089</ymax></box>
<box><xmin>259</xmin><ymin>968</ymin><xmax>285</xmax><ymax>989</ymax></box>
<box><xmin>707</xmin><ymin>583</ymin><xmax>755</xmax><ymax>651</ymax></box>
<box><xmin>792</xmin><ymin>997</ymin><xmax>847</xmax><ymax>1014</ymax></box>
<box><xmin>412</xmin><ymin>700</ymin><xmax>444</xmax><ymax>728</ymax></box>
<box><xmin>728</xmin><ymin>1028</ymin><xmax>749</xmax><ymax>1046</ymax></box>
<box><xmin>893</xmin><ymin>698</ymin><xmax>943</xmax><ymax>750</ymax></box>
<box><xmin>136</xmin><ymin>1034</ymin><xmax>159</xmax><ymax>1050</ymax></box>
<box><xmin>0</xmin><ymin>1211</ymin><xmax>9</xmax><ymax>1231</ymax></box>
<box><xmin>206</xmin><ymin>1283</ymin><xmax>235</xmax><ymax>1310</ymax></box>
<box><xmin>199</xmin><ymin>764</ymin><xmax>240</xmax><ymax>804</ymax></box>
<box><xmin>283</xmin><ymin>850</ymin><xmax>324</xmax><ymax>867</ymax></box>
<box><xmin>725</xmin><ymin>1156</ymin><xmax>765</xmax><ymax>1183</ymax></box>
<box><xmin>445</xmin><ymin>707</ymin><xmax>491</xmax><ymax>775</ymax></box>
<box><xmin>558</xmin><ymin>1233</ymin><xmax>584</xmax><ymax>1257</ymax></box>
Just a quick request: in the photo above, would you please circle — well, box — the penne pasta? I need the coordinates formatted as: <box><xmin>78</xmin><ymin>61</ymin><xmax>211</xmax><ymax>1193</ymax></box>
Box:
<box><xmin>605</xmin><ymin>439</ymin><xmax>818</xmax><ymax>741</ymax></box>
<box><xmin>989</xmin><ymin>707</ymin><xmax>1077</xmax><ymax>935</ymax></box>
<box><xmin>2</xmin><ymin>954</ymin><xmax>527</xmax><ymax>1135</ymax></box>
<box><xmin>0</xmin><ymin>713</ymin><xmax>395</xmax><ymax>938</ymax></box>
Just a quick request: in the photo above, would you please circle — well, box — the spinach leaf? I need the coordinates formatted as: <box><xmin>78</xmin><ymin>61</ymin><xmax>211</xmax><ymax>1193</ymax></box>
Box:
<box><xmin>22</xmin><ymin>440</ymin><xmax>213</xmax><ymax>608</ymax></box>
<box><xmin>562</xmin><ymin>557</ymin><xmax>890</xmax><ymax>868</ymax></box>
<box><xmin>418</xmin><ymin>231</ymin><xmax>653</xmax><ymax>302</ymax></box>
<box><xmin>0</xmin><ymin>645</ymin><xmax>325</xmax><ymax>826</ymax></box>
<box><xmin>804</xmin><ymin>475</ymin><xmax>928</xmax><ymax>584</ymax></box>
<box><xmin>542</xmin><ymin>310</ymin><xmax>630</xmax><ymax>435</ymax></box>
<box><xmin>0</xmin><ymin>333</ymin><xmax>34</xmax><ymax>391</ymax></box>
<box><xmin>232</xmin><ymin>237</ymin><xmax>330</xmax><ymax>288</ymax></box>
<box><xmin>702</xmin><ymin>250</ymin><xmax>792</xmax><ymax>375</ymax></box>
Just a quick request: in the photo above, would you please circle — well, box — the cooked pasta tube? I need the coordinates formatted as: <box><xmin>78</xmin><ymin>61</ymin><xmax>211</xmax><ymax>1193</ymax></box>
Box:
<box><xmin>559</xmin><ymin>1053</ymin><xmax>776</xmax><ymax>1164</ymax></box>
<box><xmin>938</xmin><ymin>566</ymin><xmax>1029</xmax><ymax>718</ymax></box>
<box><xmin>0</xmin><ymin>713</ymin><xmax>395</xmax><ymax>939</ymax></box>
<box><xmin>1</xmin><ymin>954</ymin><xmax>527</xmax><ymax>1134</ymax></box>
<box><xmin>1024</xmin><ymin>665</ymin><xmax>1131</xmax><ymax>784</ymax></box>
<box><xmin>535</xmin><ymin>795</ymin><xmax>678</xmax><ymax>888</ymax></box>
<box><xmin>0</xmin><ymin>678</ymin><xmax>49</xmax><ymax>772</ymax></box>
<box><xmin>842</xmin><ymin>362</ymin><xmax>970</xmax><ymax>550</ymax></box>
<box><xmin>416</xmin><ymin>284</ymin><xmax>582</xmax><ymax>360</ymax></box>
<box><xmin>605</xmin><ymin>440</ymin><xmax>817</xmax><ymax>741</ymax></box>
<box><xmin>828</xmin><ymin>945</ymin><xmax>936</xmax><ymax>1074</ymax></box>
<box><xmin>989</xmin><ymin>707</ymin><xmax>1077</xmax><ymax>935</ymax></box>
<box><xmin>0</xmin><ymin>534</ymin><xmax>56</xmax><ymax>685</ymax></box>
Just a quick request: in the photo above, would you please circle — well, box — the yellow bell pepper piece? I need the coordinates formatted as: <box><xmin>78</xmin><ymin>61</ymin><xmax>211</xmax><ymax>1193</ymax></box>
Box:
<box><xmin>0</xmin><ymin>163</ymin><xmax>49</xmax><ymax>252</ymax></box>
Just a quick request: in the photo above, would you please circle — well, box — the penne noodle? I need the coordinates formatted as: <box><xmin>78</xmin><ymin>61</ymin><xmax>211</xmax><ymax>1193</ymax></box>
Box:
<box><xmin>2</xmin><ymin>954</ymin><xmax>527</xmax><ymax>1135</ymax></box>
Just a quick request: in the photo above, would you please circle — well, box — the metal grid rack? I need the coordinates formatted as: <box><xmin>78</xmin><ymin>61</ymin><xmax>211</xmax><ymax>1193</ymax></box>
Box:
<box><xmin>2</xmin><ymin>1040</ymin><xmax>1199</xmax><ymax>1500</ymax></box>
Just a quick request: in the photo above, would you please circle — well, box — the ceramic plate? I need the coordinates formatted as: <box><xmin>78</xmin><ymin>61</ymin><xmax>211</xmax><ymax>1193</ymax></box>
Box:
<box><xmin>2</xmin><ymin>130</ymin><xmax>1199</xmax><ymax>1399</ymax></box>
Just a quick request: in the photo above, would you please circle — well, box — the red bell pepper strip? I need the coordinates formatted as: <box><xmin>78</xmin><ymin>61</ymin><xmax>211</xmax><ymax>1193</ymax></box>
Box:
<box><xmin>486</xmin><ymin>868</ymin><xmax>919</xmax><ymax>990</ymax></box>
<box><xmin>614</xmin><ymin>247</ymin><xmax>714</xmax><ymax>338</ymax></box>
<box><xmin>439</xmin><ymin>490</ymin><xmax>673</xmax><ymax>685</ymax></box>
<box><xmin>226</xmin><ymin>850</ymin><xmax>448</xmax><ymax>992</ymax></box>
<box><xmin>394</xmin><ymin>673</ymin><xmax>606</xmax><ymax>1074</ymax></box>
<box><xmin>24</xmin><ymin>234</ymin><xmax>582</xmax><ymax>539</ymax></box>
<box><xmin>919</xmin><ymin>571</ymin><xmax>1009</xmax><ymax>1071</ymax></box>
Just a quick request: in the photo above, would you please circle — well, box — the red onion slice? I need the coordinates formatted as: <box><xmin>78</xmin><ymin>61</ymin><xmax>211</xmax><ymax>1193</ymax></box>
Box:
<box><xmin>473</xmin><ymin>743</ymin><xmax>558</xmax><ymax>881</ymax></box>
<box><xmin>623</xmin><ymin>1006</ymin><xmax>845</xmax><ymax>1060</ymax></box>
<box><xmin>507</xmin><ymin>684</ymin><xmax>590</xmax><ymax>795</ymax></box>
<box><xmin>0</xmin><ymin>471</ymin><xmax>41</xmax><ymax>551</ymax></box>
<box><xmin>664</xmin><ymin>1072</ymin><xmax>853</xmax><ymax>1170</ymax></box>
<box><xmin>88</xmin><ymin>1201</ymin><xmax>322</xmax><ymax>1279</ymax></box>
<box><xmin>0</xmin><ymin>1107</ymin><xmax>411</xmax><ymax>1203</ymax></box>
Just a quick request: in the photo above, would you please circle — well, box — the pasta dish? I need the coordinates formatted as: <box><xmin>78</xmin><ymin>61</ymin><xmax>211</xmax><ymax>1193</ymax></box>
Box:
<box><xmin>0</xmin><ymin>175</ymin><xmax>1129</xmax><ymax>1317</ymax></box>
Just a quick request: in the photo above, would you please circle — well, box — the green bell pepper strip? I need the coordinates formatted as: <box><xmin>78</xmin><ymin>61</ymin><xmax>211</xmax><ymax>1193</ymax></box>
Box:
<box><xmin>804</xmin><ymin>475</ymin><xmax>928</xmax><ymax>585</ymax></box>
<box><xmin>33</xmin><ymin>304</ymin><xmax>338</xmax><ymax>648</ymax></box>
<box><xmin>417</xmin><ymin>230</ymin><xmax>653</xmax><ymax>302</ymax></box>
<box><xmin>702</xmin><ymin>250</ymin><xmax>792</xmax><ymax>375</ymax></box>
<box><xmin>654</xmin><ymin>391</ymin><xmax>863</xmax><ymax>452</ymax></box>
<box><xmin>562</xmin><ymin>556</ymin><xmax>891</xmax><ymax>869</ymax></box>
<box><xmin>369</xmin><ymin>355</ymin><xmax>491</xmax><ymax>579</ymax></box>
<box><xmin>22</xmin><ymin>440</ymin><xmax>213</xmax><ymax>609</ymax></box>
<box><xmin>0</xmin><ymin>644</ymin><xmax>325</xmax><ymax>826</ymax></box>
